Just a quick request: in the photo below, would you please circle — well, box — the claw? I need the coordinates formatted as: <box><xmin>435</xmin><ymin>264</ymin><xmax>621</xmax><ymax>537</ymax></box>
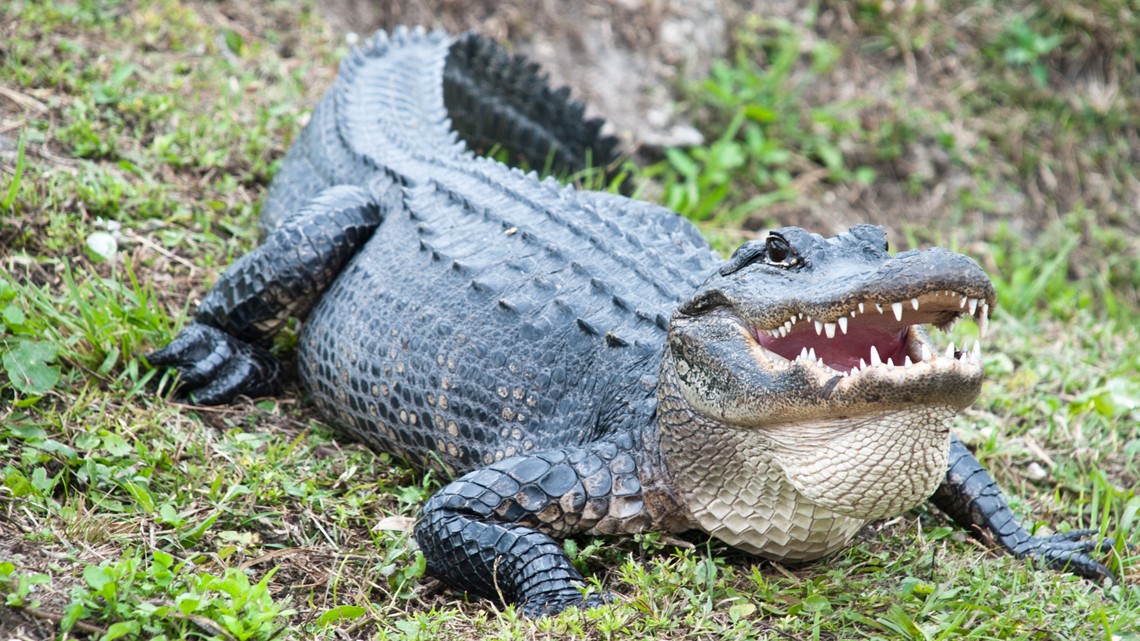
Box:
<box><xmin>147</xmin><ymin>322</ymin><xmax>281</xmax><ymax>405</ymax></box>
<box><xmin>191</xmin><ymin>350</ymin><xmax>280</xmax><ymax>405</ymax></box>
<box><xmin>1018</xmin><ymin>530</ymin><xmax>1117</xmax><ymax>583</ymax></box>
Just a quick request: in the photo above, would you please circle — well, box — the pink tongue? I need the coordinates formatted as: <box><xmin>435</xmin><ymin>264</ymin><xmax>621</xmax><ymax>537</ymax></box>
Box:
<box><xmin>759</xmin><ymin>326</ymin><xmax>909</xmax><ymax>373</ymax></box>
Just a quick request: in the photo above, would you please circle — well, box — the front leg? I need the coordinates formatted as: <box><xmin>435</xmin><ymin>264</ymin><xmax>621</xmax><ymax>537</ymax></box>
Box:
<box><xmin>149</xmin><ymin>179</ymin><xmax>402</xmax><ymax>404</ymax></box>
<box><xmin>414</xmin><ymin>441</ymin><xmax>657</xmax><ymax>617</ymax></box>
<box><xmin>929</xmin><ymin>434</ymin><xmax>1114</xmax><ymax>581</ymax></box>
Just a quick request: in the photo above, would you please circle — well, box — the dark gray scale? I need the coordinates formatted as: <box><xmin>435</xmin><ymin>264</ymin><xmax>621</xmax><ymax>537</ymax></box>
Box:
<box><xmin>298</xmin><ymin>166</ymin><xmax>710</xmax><ymax>474</ymax></box>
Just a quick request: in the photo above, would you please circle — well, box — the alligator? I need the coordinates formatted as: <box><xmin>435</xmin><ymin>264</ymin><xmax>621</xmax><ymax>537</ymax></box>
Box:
<box><xmin>148</xmin><ymin>27</ymin><xmax>1113</xmax><ymax>616</ymax></box>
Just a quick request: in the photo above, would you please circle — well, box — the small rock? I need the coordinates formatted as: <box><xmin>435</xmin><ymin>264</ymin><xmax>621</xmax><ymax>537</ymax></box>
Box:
<box><xmin>1024</xmin><ymin>461</ymin><xmax>1048</xmax><ymax>482</ymax></box>
<box><xmin>85</xmin><ymin>231</ymin><xmax>118</xmax><ymax>263</ymax></box>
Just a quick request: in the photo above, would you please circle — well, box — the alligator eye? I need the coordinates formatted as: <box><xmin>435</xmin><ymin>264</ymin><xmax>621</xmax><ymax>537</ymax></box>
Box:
<box><xmin>764</xmin><ymin>233</ymin><xmax>799</xmax><ymax>267</ymax></box>
<box><xmin>766</xmin><ymin>235</ymin><xmax>789</xmax><ymax>262</ymax></box>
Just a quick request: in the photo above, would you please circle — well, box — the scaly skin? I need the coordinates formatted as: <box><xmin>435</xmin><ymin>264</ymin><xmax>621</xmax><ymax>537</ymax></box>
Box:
<box><xmin>148</xmin><ymin>27</ymin><xmax>1115</xmax><ymax>616</ymax></box>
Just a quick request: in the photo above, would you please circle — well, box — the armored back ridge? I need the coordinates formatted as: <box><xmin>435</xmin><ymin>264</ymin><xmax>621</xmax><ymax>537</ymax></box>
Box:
<box><xmin>149</xmin><ymin>26</ymin><xmax>1114</xmax><ymax>617</ymax></box>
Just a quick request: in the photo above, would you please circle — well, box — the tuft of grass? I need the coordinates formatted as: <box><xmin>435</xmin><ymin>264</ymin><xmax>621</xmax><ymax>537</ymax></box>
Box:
<box><xmin>642</xmin><ymin>15</ymin><xmax>875</xmax><ymax>229</ymax></box>
<box><xmin>985</xmin><ymin>210</ymin><xmax>1137</xmax><ymax>324</ymax></box>
<box><xmin>2</xmin><ymin>552</ymin><xmax>295</xmax><ymax>640</ymax></box>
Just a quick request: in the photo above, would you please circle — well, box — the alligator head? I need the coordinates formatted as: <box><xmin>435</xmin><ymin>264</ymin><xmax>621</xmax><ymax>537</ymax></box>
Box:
<box><xmin>658</xmin><ymin>224</ymin><xmax>996</xmax><ymax>559</ymax></box>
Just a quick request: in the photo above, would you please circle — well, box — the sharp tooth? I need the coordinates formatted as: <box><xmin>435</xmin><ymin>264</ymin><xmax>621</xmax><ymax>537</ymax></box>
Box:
<box><xmin>875</xmin><ymin>303</ymin><xmax>883</xmax><ymax>313</ymax></box>
<box><xmin>911</xmin><ymin>297</ymin><xmax>920</xmax><ymax>310</ymax></box>
<box><xmin>904</xmin><ymin>355</ymin><xmax>913</xmax><ymax>366</ymax></box>
<box><xmin>978</xmin><ymin>311</ymin><xmax>989</xmax><ymax>339</ymax></box>
<box><xmin>959</xmin><ymin>296</ymin><xmax>967</xmax><ymax>308</ymax></box>
<box><xmin>869</xmin><ymin>345</ymin><xmax>882</xmax><ymax>366</ymax></box>
<box><xmin>945</xmin><ymin>341</ymin><xmax>955</xmax><ymax>359</ymax></box>
<box><xmin>891</xmin><ymin>302</ymin><xmax>904</xmax><ymax>322</ymax></box>
<box><xmin>778</xmin><ymin>325</ymin><xmax>788</xmax><ymax>338</ymax></box>
<box><xmin>972</xmin><ymin>340</ymin><xmax>981</xmax><ymax>359</ymax></box>
<box><xmin>886</xmin><ymin>357</ymin><xmax>895</xmax><ymax>367</ymax></box>
<box><xmin>858</xmin><ymin>302</ymin><xmax>865</xmax><ymax>314</ymax></box>
<box><xmin>921</xmin><ymin>343</ymin><xmax>932</xmax><ymax>362</ymax></box>
<box><xmin>859</xmin><ymin>358</ymin><xmax>867</xmax><ymax>371</ymax></box>
<box><xmin>798</xmin><ymin>312</ymin><xmax>804</xmax><ymax>320</ymax></box>
<box><xmin>784</xmin><ymin>320</ymin><xmax>793</xmax><ymax>332</ymax></box>
<box><xmin>850</xmin><ymin>310</ymin><xmax>857</xmax><ymax>317</ymax></box>
<box><xmin>814</xmin><ymin>320</ymin><xmax>823</xmax><ymax>335</ymax></box>
<box><xmin>824</xmin><ymin>322</ymin><xmax>836</xmax><ymax>339</ymax></box>
<box><xmin>808</xmin><ymin>347</ymin><xmax>817</xmax><ymax>362</ymax></box>
<box><xmin>968</xmin><ymin>298</ymin><xmax>979</xmax><ymax>316</ymax></box>
<box><xmin>799</xmin><ymin>346</ymin><xmax>810</xmax><ymax>361</ymax></box>
<box><xmin>837</xmin><ymin>316</ymin><xmax>848</xmax><ymax>334</ymax></box>
<box><xmin>789</xmin><ymin>316</ymin><xmax>797</xmax><ymax>327</ymax></box>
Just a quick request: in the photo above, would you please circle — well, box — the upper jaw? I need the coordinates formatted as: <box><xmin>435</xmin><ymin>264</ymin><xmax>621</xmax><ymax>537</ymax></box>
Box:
<box><xmin>755</xmin><ymin>289</ymin><xmax>992</xmax><ymax>345</ymax></box>
<box><xmin>745</xmin><ymin>288</ymin><xmax>993</xmax><ymax>387</ymax></box>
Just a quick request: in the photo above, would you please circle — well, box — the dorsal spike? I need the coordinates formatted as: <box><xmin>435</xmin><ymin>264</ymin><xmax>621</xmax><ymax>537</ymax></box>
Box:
<box><xmin>604</xmin><ymin>333</ymin><xmax>629</xmax><ymax>347</ymax></box>
<box><xmin>576</xmin><ymin>318</ymin><xmax>600</xmax><ymax>336</ymax></box>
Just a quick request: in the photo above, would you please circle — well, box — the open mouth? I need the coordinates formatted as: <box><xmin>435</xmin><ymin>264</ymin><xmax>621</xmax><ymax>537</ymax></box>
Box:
<box><xmin>752</xmin><ymin>290</ymin><xmax>990</xmax><ymax>376</ymax></box>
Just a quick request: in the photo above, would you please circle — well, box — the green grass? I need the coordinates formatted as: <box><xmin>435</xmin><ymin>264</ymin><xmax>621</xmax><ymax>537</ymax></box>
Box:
<box><xmin>1</xmin><ymin>0</ymin><xmax>1138</xmax><ymax>639</ymax></box>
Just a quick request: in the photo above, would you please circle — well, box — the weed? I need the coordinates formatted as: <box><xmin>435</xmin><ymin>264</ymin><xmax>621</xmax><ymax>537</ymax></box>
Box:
<box><xmin>645</xmin><ymin>17</ymin><xmax>877</xmax><ymax>229</ymax></box>
<box><xmin>1</xmin><ymin>131</ymin><xmax>25</xmax><ymax>211</ymax></box>
<box><xmin>4</xmin><ymin>552</ymin><xmax>294</xmax><ymax>640</ymax></box>
<box><xmin>994</xmin><ymin>16</ymin><xmax>1064</xmax><ymax>87</ymax></box>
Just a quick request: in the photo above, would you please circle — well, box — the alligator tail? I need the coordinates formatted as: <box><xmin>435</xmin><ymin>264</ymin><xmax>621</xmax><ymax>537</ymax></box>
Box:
<box><xmin>443</xmin><ymin>32</ymin><xmax>622</xmax><ymax>179</ymax></box>
<box><xmin>261</xmin><ymin>27</ymin><xmax>623</xmax><ymax>234</ymax></box>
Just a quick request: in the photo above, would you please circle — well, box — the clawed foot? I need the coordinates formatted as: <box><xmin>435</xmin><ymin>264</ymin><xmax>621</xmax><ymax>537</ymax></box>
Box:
<box><xmin>519</xmin><ymin>589</ymin><xmax>614</xmax><ymax>618</ymax></box>
<box><xmin>1013</xmin><ymin>528</ymin><xmax>1116</xmax><ymax>582</ymax></box>
<box><xmin>147</xmin><ymin>322</ymin><xmax>281</xmax><ymax>405</ymax></box>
